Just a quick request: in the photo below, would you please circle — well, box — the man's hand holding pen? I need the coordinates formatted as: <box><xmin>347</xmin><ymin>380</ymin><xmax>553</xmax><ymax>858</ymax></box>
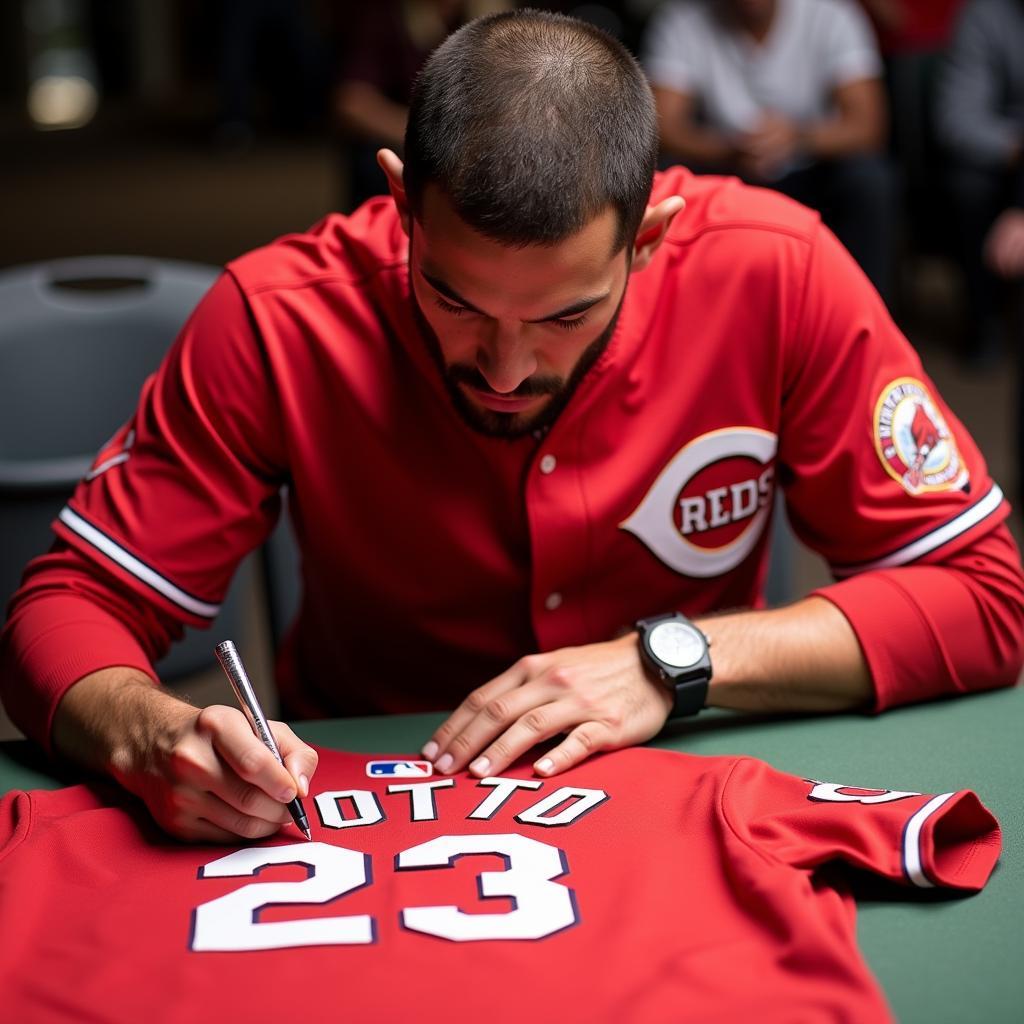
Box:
<box><xmin>53</xmin><ymin>665</ymin><xmax>319</xmax><ymax>845</ymax></box>
<box><xmin>157</xmin><ymin>702</ymin><xmax>316</xmax><ymax>843</ymax></box>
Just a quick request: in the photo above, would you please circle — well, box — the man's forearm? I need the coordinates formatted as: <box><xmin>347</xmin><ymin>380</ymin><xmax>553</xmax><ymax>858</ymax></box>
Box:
<box><xmin>0</xmin><ymin>545</ymin><xmax>187</xmax><ymax>749</ymax></box>
<box><xmin>50</xmin><ymin>666</ymin><xmax>318</xmax><ymax>844</ymax></box>
<box><xmin>697</xmin><ymin>596</ymin><xmax>872</xmax><ymax>713</ymax></box>
<box><xmin>652</xmin><ymin>85</ymin><xmax>737</xmax><ymax>169</ymax></box>
<box><xmin>52</xmin><ymin>668</ymin><xmax>192</xmax><ymax>782</ymax></box>
<box><xmin>801</xmin><ymin>116</ymin><xmax>882</xmax><ymax>161</ymax></box>
<box><xmin>800</xmin><ymin>77</ymin><xmax>887</xmax><ymax>161</ymax></box>
<box><xmin>335</xmin><ymin>81</ymin><xmax>408</xmax><ymax>148</ymax></box>
<box><xmin>659</xmin><ymin>122</ymin><xmax>738</xmax><ymax>170</ymax></box>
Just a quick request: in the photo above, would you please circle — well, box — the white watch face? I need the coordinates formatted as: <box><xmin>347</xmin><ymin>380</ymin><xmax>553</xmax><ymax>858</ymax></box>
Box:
<box><xmin>649</xmin><ymin>621</ymin><xmax>705</xmax><ymax>670</ymax></box>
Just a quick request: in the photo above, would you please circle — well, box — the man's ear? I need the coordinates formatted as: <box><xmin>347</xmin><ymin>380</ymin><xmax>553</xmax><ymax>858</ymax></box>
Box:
<box><xmin>377</xmin><ymin>149</ymin><xmax>411</xmax><ymax>236</ymax></box>
<box><xmin>631</xmin><ymin>196</ymin><xmax>686</xmax><ymax>273</ymax></box>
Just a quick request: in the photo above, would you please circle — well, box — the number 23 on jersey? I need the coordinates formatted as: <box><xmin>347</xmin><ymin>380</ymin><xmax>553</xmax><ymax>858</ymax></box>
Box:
<box><xmin>191</xmin><ymin>834</ymin><xmax>576</xmax><ymax>951</ymax></box>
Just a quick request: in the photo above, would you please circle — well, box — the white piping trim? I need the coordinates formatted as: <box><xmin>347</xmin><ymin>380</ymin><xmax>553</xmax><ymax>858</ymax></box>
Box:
<box><xmin>903</xmin><ymin>792</ymin><xmax>955</xmax><ymax>888</ymax></box>
<box><xmin>58</xmin><ymin>506</ymin><xmax>220</xmax><ymax>619</ymax></box>
<box><xmin>833</xmin><ymin>484</ymin><xmax>1004</xmax><ymax>577</ymax></box>
<box><xmin>85</xmin><ymin>452</ymin><xmax>131</xmax><ymax>481</ymax></box>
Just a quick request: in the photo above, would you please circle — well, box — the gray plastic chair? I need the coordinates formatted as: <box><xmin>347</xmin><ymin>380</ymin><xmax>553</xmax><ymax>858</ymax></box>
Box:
<box><xmin>0</xmin><ymin>255</ymin><xmax>252</xmax><ymax>680</ymax></box>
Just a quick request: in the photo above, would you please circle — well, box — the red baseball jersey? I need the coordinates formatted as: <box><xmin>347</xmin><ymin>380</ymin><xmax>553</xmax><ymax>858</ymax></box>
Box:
<box><xmin>0</xmin><ymin>747</ymin><xmax>999</xmax><ymax>1023</ymax></box>
<box><xmin>2</xmin><ymin>167</ymin><xmax>1019</xmax><ymax>745</ymax></box>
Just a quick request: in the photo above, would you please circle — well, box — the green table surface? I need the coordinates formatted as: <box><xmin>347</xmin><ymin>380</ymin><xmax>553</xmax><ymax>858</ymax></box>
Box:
<box><xmin>2</xmin><ymin>687</ymin><xmax>1021</xmax><ymax>1023</ymax></box>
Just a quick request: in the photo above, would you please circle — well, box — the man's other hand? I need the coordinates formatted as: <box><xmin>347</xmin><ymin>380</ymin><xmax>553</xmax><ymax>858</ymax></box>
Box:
<box><xmin>736</xmin><ymin>112</ymin><xmax>801</xmax><ymax>180</ymax></box>
<box><xmin>420</xmin><ymin>633</ymin><xmax>673</xmax><ymax>780</ymax></box>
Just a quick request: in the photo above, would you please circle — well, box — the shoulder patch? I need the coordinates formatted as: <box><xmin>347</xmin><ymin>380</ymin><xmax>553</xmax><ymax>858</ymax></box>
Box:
<box><xmin>873</xmin><ymin>378</ymin><xmax>967</xmax><ymax>495</ymax></box>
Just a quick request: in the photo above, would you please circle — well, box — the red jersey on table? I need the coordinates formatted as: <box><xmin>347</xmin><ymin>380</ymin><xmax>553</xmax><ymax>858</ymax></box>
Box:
<box><xmin>3</xmin><ymin>167</ymin><xmax>1020</xmax><ymax>745</ymax></box>
<box><xmin>0</xmin><ymin>747</ymin><xmax>999</xmax><ymax>1023</ymax></box>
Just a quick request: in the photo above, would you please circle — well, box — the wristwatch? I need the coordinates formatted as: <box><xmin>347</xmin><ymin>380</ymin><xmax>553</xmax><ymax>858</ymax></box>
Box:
<box><xmin>635</xmin><ymin>612</ymin><xmax>712</xmax><ymax>719</ymax></box>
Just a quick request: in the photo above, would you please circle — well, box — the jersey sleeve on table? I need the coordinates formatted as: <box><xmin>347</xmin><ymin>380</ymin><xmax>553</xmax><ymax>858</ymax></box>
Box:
<box><xmin>779</xmin><ymin>221</ymin><xmax>1010</xmax><ymax>576</ymax></box>
<box><xmin>51</xmin><ymin>272</ymin><xmax>286</xmax><ymax>628</ymax></box>
<box><xmin>723</xmin><ymin>757</ymin><xmax>1001</xmax><ymax>892</ymax></box>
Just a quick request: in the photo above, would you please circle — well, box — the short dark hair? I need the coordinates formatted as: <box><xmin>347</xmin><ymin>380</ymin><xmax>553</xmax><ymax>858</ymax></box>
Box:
<box><xmin>404</xmin><ymin>9</ymin><xmax>658</xmax><ymax>252</ymax></box>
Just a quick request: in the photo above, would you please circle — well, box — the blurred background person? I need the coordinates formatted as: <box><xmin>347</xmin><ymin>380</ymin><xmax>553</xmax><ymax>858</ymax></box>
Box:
<box><xmin>334</xmin><ymin>0</ymin><xmax>509</xmax><ymax>211</ymax></box>
<box><xmin>642</xmin><ymin>0</ymin><xmax>894</xmax><ymax>300</ymax></box>
<box><xmin>857</xmin><ymin>1</ymin><xmax>965</xmax><ymax>310</ymax></box>
<box><xmin>934</xmin><ymin>0</ymin><xmax>1024</xmax><ymax>369</ymax></box>
<box><xmin>990</xmin><ymin>161</ymin><xmax>1024</xmax><ymax>504</ymax></box>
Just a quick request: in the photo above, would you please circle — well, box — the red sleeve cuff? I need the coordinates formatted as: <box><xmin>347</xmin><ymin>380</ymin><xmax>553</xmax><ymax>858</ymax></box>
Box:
<box><xmin>813</xmin><ymin>559</ymin><xmax>1021</xmax><ymax>712</ymax></box>
<box><xmin>0</xmin><ymin>596</ymin><xmax>156</xmax><ymax>753</ymax></box>
<box><xmin>923</xmin><ymin>790</ymin><xmax>1002</xmax><ymax>891</ymax></box>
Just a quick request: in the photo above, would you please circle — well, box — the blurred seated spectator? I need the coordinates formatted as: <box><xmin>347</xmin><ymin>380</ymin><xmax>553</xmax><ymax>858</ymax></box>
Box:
<box><xmin>643</xmin><ymin>0</ymin><xmax>894</xmax><ymax>300</ymax></box>
<box><xmin>335</xmin><ymin>1</ymin><xmax>508</xmax><ymax>211</ymax></box>
<box><xmin>858</xmin><ymin>1</ymin><xmax>965</xmax><ymax>260</ymax></box>
<box><xmin>934</xmin><ymin>0</ymin><xmax>1024</xmax><ymax>368</ymax></box>
<box><xmin>984</xmin><ymin>174</ymin><xmax>1024</xmax><ymax>280</ymax></box>
<box><xmin>986</xmin><ymin>164</ymin><xmax>1024</xmax><ymax>501</ymax></box>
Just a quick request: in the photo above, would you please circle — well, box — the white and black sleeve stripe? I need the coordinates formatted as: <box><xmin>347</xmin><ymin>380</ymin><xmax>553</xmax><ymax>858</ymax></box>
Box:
<box><xmin>58</xmin><ymin>505</ymin><xmax>221</xmax><ymax>620</ymax></box>
<box><xmin>832</xmin><ymin>483</ymin><xmax>1004</xmax><ymax>578</ymax></box>
<box><xmin>902</xmin><ymin>792</ymin><xmax>956</xmax><ymax>888</ymax></box>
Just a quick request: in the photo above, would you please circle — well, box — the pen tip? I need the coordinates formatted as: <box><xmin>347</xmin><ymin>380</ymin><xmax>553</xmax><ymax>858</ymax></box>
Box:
<box><xmin>302</xmin><ymin>827</ymin><xmax>312</xmax><ymax>841</ymax></box>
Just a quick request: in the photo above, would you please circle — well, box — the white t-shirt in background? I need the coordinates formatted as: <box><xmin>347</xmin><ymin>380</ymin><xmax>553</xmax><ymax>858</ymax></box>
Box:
<box><xmin>643</xmin><ymin>0</ymin><xmax>882</xmax><ymax>136</ymax></box>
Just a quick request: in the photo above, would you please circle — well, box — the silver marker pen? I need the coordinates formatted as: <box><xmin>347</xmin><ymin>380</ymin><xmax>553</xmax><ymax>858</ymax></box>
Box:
<box><xmin>215</xmin><ymin>639</ymin><xmax>312</xmax><ymax>840</ymax></box>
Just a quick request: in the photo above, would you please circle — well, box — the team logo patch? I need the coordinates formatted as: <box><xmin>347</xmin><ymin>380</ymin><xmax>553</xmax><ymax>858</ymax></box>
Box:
<box><xmin>619</xmin><ymin>427</ymin><xmax>777</xmax><ymax>578</ymax></box>
<box><xmin>873</xmin><ymin>378</ymin><xmax>968</xmax><ymax>495</ymax></box>
<box><xmin>365</xmin><ymin>760</ymin><xmax>434</xmax><ymax>778</ymax></box>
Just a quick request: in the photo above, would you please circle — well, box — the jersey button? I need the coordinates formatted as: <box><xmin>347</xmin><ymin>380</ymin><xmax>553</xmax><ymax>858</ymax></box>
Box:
<box><xmin>544</xmin><ymin>592</ymin><xmax>563</xmax><ymax>611</ymax></box>
<box><xmin>539</xmin><ymin>454</ymin><xmax>557</xmax><ymax>474</ymax></box>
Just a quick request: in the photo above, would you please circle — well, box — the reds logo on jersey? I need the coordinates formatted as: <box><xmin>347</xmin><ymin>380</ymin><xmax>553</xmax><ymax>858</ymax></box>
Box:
<box><xmin>806</xmin><ymin>781</ymin><xmax>921</xmax><ymax>804</ymax></box>
<box><xmin>873</xmin><ymin>378</ymin><xmax>968</xmax><ymax>496</ymax></box>
<box><xmin>620</xmin><ymin>427</ymin><xmax>776</xmax><ymax>578</ymax></box>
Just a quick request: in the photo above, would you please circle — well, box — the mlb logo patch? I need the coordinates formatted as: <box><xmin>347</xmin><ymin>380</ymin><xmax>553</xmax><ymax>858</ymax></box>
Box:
<box><xmin>365</xmin><ymin>760</ymin><xmax>434</xmax><ymax>778</ymax></box>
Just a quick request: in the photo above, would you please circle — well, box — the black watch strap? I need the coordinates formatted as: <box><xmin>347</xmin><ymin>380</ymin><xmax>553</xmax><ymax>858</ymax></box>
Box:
<box><xmin>668</xmin><ymin>674</ymin><xmax>708</xmax><ymax>719</ymax></box>
<box><xmin>636</xmin><ymin>612</ymin><xmax>712</xmax><ymax>720</ymax></box>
